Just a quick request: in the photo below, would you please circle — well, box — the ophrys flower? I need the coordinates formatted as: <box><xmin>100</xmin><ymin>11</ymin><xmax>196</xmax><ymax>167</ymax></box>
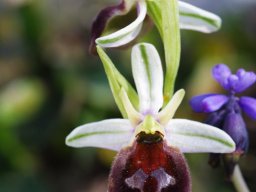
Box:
<box><xmin>66</xmin><ymin>44</ymin><xmax>235</xmax><ymax>191</ymax></box>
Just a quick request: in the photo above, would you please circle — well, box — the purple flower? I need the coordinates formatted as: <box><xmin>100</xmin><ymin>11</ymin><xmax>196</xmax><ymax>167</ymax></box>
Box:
<box><xmin>190</xmin><ymin>64</ymin><xmax>256</xmax><ymax>175</ymax></box>
<box><xmin>190</xmin><ymin>64</ymin><xmax>256</xmax><ymax>119</ymax></box>
<box><xmin>212</xmin><ymin>64</ymin><xmax>256</xmax><ymax>93</ymax></box>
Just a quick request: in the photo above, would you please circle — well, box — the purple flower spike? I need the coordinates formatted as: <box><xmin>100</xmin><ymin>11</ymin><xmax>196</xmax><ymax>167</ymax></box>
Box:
<box><xmin>229</xmin><ymin>69</ymin><xmax>256</xmax><ymax>93</ymax></box>
<box><xmin>239</xmin><ymin>96</ymin><xmax>256</xmax><ymax>120</ymax></box>
<box><xmin>191</xmin><ymin>64</ymin><xmax>255</xmax><ymax>175</ymax></box>
<box><xmin>190</xmin><ymin>94</ymin><xmax>229</xmax><ymax>113</ymax></box>
<box><xmin>223</xmin><ymin>112</ymin><xmax>248</xmax><ymax>153</ymax></box>
<box><xmin>212</xmin><ymin>64</ymin><xmax>231</xmax><ymax>91</ymax></box>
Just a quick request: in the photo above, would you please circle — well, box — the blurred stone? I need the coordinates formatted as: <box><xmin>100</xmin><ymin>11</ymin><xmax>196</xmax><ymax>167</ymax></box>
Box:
<box><xmin>86</xmin><ymin>177</ymin><xmax>108</xmax><ymax>192</ymax></box>
<box><xmin>4</xmin><ymin>0</ymin><xmax>30</xmax><ymax>7</ymax></box>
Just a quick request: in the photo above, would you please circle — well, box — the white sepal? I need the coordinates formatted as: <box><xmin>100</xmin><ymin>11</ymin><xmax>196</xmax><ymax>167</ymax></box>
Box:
<box><xmin>96</xmin><ymin>0</ymin><xmax>147</xmax><ymax>47</ymax></box>
<box><xmin>165</xmin><ymin>119</ymin><xmax>235</xmax><ymax>153</ymax></box>
<box><xmin>179</xmin><ymin>1</ymin><xmax>221</xmax><ymax>33</ymax></box>
<box><xmin>66</xmin><ymin>119</ymin><xmax>134</xmax><ymax>151</ymax></box>
<box><xmin>132</xmin><ymin>43</ymin><xmax>163</xmax><ymax>114</ymax></box>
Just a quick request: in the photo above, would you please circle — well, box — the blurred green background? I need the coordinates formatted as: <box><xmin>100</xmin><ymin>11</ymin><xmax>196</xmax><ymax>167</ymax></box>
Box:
<box><xmin>0</xmin><ymin>0</ymin><xmax>256</xmax><ymax>191</ymax></box>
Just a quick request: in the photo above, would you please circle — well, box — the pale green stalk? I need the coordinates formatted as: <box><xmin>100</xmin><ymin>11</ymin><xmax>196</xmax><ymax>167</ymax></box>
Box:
<box><xmin>161</xmin><ymin>0</ymin><xmax>181</xmax><ymax>104</ymax></box>
<box><xmin>231</xmin><ymin>165</ymin><xmax>250</xmax><ymax>192</ymax></box>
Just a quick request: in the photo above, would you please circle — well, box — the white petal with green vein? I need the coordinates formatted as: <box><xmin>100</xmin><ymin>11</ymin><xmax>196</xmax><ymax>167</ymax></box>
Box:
<box><xmin>66</xmin><ymin>119</ymin><xmax>133</xmax><ymax>151</ymax></box>
<box><xmin>96</xmin><ymin>0</ymin><xmax>147</xmax><ymax>47</ymax></box>
<box><xmin>132</xmin><ymin>43</ymin><xmax>163</xmax><ymax>114</ymax></box>
<box><xmin>165</xmin><ymin>119</ymin><xmax>235</xmax><ymax>153</ymax></box>
<box><xmin>179</xmin><ymin>1</ymin><xmax>221</xmax><ymax>33</ymax></box>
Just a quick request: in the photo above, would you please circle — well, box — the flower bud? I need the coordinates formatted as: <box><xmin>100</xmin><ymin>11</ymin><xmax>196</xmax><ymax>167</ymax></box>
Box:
<box><xmin>221</xmin><ymin>111</ymin><xmax>249</xmax><ymax>176</ymax></box>
<box><xmin>223</xmin><ymin>112</ymin><xmax>249</xmax><ymax>155</ymax></box>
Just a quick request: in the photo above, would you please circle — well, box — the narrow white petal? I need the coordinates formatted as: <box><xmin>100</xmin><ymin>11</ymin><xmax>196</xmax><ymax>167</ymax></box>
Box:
<box><xmin>96</xmin><ymin>1</ymin><xmax>147</xmax><ymax>47</ymax></box>
<box><xmin>157</xmin><ymin>89</ymin><xmax>185</xmax><ymax>125</ymax></box>
<box><xmin>66</xmin><ymin>119</ymin><xmax>134</xmax><ymax>151</ymax></box>
<box><xmin>165</xmin><ymin>119</ymin><xmax>235</xmax><ymax>153</ymax></box>
<box><xmin>179</xmin><ymin>1</ymin><xmax>221</xmax><ymax>33</ymax></box>
<box><xmin>119</xmin><ymin>88</ymin><xmax>142</xmax><ymax>125</ymax></box>
<box><xmin>132</xmin><ymin>43</ymin><xmax>163</xmax><ymax>114</ymax></box>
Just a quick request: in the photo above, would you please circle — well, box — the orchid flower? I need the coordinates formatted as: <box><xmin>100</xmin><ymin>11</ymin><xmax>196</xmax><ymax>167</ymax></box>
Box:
<box><xmin>90</xmin><ymin>0</ymin><xmax>221</xmax><ymax>50</ymax></box>
<box><xmin>190</xmin><ymin>64</ymin><xmax>256</xmax><ymax>175</ymax></box>
<box><xmin>90</xmin><ymin>0</ymin><xmax>222</xmax><ymax>104</ymax></box>
<box><xmin>66</xmin><ymin>44</ymin><xmax>235</xmax><ymax>191</ymax></box>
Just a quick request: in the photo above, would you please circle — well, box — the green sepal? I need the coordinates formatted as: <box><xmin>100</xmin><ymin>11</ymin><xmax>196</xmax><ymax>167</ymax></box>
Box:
<box><xmin>97</xmin><ymin>46</ymin><xmax>139</xmax><ymax>118</ymax></box>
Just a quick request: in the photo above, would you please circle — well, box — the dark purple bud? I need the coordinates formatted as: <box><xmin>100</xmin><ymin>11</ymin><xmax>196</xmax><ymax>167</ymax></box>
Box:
<box><xmin>223</xmin><ymin>112</ymin><xmax>249</xmax><ymax>154</ymax></box>
<box><xmin>89</xmin><ymin>0</ymin><xmax>135</xmax><ymax>54</ymax></box>
<box><xmin>89</xmin><ymin>0</ymin><xmax>126</xmax><ymax>54</ymax></box>
<box><xmin>108</xmin><ymin>133</ymin><xmax>191</xmax><ymax>192</ymax></box>
<box><xmin>208</xmin><ymin>109</ymin><xmax>248</xmax><ymax>176</ymax></box>
<box><xmin>190</xmin><ymin>94</ymin><xmax>228</xmax><ymax>113</ymax></box>
<box><xmin>212</xmin><ymin>64</ymin><xmax>231</xmax><ymax>91</ymax></box>
<box><xmin>239</xmin><ymin>96</ymin><xmax>256</xmax><ymax>120</ymax></box>
<box><xmin>205</xmin><ymin>110</ymin><xmax>226</xmax><ymax>127</ymax></box>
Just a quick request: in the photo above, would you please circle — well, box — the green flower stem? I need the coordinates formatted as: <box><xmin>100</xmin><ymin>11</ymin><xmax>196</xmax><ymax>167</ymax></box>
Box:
<box><xmin>161</xmin><ymin>0</ymin><xmax>181</xmax><ymax>104</ymax></box>
<box><xmin>231</xmin><ymin>165</ymin><xmax>250</xmax><ymax>192</ymax></box>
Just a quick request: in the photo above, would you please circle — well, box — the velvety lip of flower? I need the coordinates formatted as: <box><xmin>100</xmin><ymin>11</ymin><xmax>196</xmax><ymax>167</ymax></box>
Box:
<box><xmin>90</xmin><ymin>0</ymin><xmax>222</xmax><ymax>50</ymax></box>
<box><xmin>66</xmin><ymin>44</ymin><xmax>235</xmax><ymax>155</ymax></box>
<box><xmin>190</xmin><ymin>64</ymin><xmax>256</xmax><ymax>119</ymax></box>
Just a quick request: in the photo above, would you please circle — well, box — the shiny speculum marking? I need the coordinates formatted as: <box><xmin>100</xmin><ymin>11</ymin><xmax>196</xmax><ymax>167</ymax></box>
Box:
<box><xmin>108</xmin><ymin>132</ymin><xmax>191</xmax><ymax>192</ymax></box>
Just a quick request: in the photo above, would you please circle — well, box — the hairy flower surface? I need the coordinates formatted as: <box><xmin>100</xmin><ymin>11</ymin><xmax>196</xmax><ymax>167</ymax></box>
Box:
<box><xmin>66</xmin><ymin>44</ymin><xmax>235</xmax><ymax>191</ymax></box>
<box><xmin>90</xmin><ymin>0</ymin><xmax>221</xmax><ymax>51</ymax></box>
<box><xmin>190</xmin><ymin>64</ymin><xmax>256</xmax><ymax>174</ymax></box>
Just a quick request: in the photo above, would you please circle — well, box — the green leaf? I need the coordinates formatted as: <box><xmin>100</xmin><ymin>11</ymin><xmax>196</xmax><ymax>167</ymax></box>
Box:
<box><xmin>161</xmin><ymin>0</ymin><xmax>181</xmax><ymax>102</ymax></box>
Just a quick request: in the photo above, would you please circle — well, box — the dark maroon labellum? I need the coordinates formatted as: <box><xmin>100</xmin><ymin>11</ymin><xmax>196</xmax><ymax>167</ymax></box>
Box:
<box><xmin>108</xmin><ymin>132</ymin><xmax>191</xmax><ymax>192</ymax></box>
